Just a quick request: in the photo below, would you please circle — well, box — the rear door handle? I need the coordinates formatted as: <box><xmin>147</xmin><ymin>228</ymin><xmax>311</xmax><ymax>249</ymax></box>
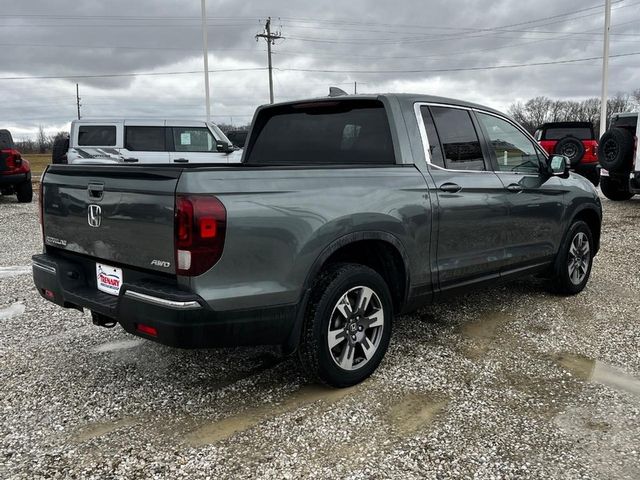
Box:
<box><xmin>506</xmin><ymin>184</ymin><xmax>523</xmax><ymax>193</ymax></box>
<box><xmin>439</xmin><ymin>182</ymin><xmax>462</xmax><ymax>193</ymax></box>
<box><xmin>173</xmin><ymin>158</ymin><xmax>189</xmax><ymax>163</ymax></box>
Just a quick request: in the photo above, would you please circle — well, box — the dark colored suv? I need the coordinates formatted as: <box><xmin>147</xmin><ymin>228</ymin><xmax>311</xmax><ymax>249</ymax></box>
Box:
<box><xmin>0</xmin><ymin>129</ymin><xmax>32</xmax><ymax>203</ymax></box>
<box><xmin>535</xmin><ymin>122</ymin><xmax>599</xmax><ymax>186</ymax></box>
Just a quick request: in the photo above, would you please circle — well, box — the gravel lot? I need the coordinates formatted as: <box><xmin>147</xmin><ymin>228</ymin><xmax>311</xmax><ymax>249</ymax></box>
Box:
<box><xmin>1</xmin><ymin>192</ymin><xmax>639</xmax><ymax>479</ymax></box>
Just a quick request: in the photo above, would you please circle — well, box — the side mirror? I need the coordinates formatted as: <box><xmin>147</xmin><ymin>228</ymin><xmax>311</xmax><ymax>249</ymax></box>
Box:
<box><xmin>216</xmin><ymin>141</ymin><xmax>235</xmax><ymax>153</ymax></box>
<box><xmin>548</xmin><ymin>154</ymin><xmax>570</xmax><ymax>177</ymax></box>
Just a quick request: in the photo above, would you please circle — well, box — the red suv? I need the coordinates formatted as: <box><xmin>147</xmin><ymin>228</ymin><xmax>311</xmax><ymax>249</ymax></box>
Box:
<box><xmin>534</xmin><ymin>122</ymin><xmax>599</xmax><ymax>186</ymax></box>
<box><xmin>0</xmin><ymin>129</ymin><xmax>32</xmax><ymax>203</ymax></box>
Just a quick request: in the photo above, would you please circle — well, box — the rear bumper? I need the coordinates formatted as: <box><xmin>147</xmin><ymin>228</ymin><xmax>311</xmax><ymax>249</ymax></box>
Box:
<box><xmin>32</xmin><ymin>252</ymin><xmax>298</xmax><ymax>348</ymax></box>
<box><xmin>0</xmin><ymin>172</ymin><xmax>29</xmax><ymax>186</ymax></box>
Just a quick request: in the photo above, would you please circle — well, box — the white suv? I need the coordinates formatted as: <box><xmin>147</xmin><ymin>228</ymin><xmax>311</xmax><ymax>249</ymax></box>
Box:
<box><xmin>65</xmin><ymin>119</ymin><xmax>240</xmax><ymax>164</ymax></box>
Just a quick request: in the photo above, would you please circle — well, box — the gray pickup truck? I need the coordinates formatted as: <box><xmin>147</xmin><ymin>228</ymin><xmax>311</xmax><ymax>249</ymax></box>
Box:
<box><xmin>33</xmin><ymin>94</ymin><xmax>602</xmax><ymax>387</ymax></box>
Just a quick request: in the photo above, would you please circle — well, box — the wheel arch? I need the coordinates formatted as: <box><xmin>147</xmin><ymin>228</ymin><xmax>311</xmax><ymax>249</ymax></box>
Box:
<box><xmin>284</xmin><ymin>232</ymin><xmax>410</xmax><ymax>353</ymax></box>
<box><xmin>570</xmin><ymin>205</ymin><xmax>602</xmax><ymax>254</ymax></box>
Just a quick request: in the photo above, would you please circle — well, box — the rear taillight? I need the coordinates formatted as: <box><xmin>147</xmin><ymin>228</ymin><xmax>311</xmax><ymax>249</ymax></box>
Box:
<box><xmin>175</xmin><ymin>195</ymin><xmax>226</xmax><ymax>276</ymax></box>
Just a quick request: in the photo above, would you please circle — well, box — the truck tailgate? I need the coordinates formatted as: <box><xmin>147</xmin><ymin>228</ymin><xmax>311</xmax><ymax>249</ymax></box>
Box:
<box><xmin>42</xmin><ymin>165</ymin><xmax>181</xmax><ymax>274</ymax></box>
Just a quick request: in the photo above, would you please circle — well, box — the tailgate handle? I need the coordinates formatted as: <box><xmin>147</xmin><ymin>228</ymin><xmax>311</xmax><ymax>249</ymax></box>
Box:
<box><xmin>88</xmin><ymin>183</ymin><xmax>104</xmax><ymax>200</ymax></box>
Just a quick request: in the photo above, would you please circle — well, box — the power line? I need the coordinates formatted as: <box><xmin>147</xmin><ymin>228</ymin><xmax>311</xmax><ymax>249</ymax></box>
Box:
<box><xmin>275</xmin><ymin>50</ymin><xmax>640</xmax><ymax>74</ymax></box>
<box><xmin>0</xmin><ymin>67</ymin><xmax>266</xmax><ymax>81</ymax></box>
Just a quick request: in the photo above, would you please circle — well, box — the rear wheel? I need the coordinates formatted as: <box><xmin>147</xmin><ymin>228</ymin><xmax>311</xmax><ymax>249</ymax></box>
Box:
<box><xmin>600</xmin><ymin>176</ymin><xmax>633</xmax><ymax>201</ymax></box>
<box><xmin>15</xmin><ymin>180</ymin><xmax>32</xmax><ymax>203</ymax></box>
<box><xmin>298</xmin><ymin>263</ymin><xmax>393</xmax><ymax>387</ymax></box>
<box><xmin>548</xmin><ymin>221</ymin><xmax>594</xmax><ymax>295</ymax></box>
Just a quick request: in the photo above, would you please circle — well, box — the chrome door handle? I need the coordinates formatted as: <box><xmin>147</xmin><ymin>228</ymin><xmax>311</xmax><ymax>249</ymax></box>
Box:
<box><xmin>506</xmin><ymin>184</ymin><xmax>523</xmax><ymax>193</ymax></box>
<box><xmin>439</xmin><ymin>182</ymin><xmax>462</xmax><ymax>193</ymax></box>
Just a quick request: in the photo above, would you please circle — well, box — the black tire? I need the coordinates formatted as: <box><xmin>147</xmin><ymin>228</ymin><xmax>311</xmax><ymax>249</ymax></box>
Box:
<box><xmin>548</xmin><ymin>221</ymin><xmax>594</xmax><ymax>295</ymax></box>
<box><xmin>15</xmin><ymin>180</ymin><xmax>32</xmax><ymax>203</ymax></box>
<box><xmin>298</xmin><ymin>263</ymin><xmax>393</xmax><ymax>388</ymax></box>
<box><xmin>554</xmin><ymin>136</ymin><xmax>584</xmax><ymax>166</ymax></box>
<box><xmin>51</xmin><ymin>135</ymin><xmax>69</xmax><ymax>164</ymax></box>
<box><xmin>600</xmin><ymin>176</ymin><xmax>634</xmax><ymax>201</ymax></box>
<box><xmin>598</xmin><ymin>127</ymin><xmax>634</xmax><ymax>172</ymax></box>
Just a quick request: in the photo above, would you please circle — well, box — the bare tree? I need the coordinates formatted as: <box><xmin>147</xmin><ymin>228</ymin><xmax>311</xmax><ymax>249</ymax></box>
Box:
<box><xmin>36</xmin><ymin>125</ymin><xmax>48</xmax><ymax>154</ymax></box>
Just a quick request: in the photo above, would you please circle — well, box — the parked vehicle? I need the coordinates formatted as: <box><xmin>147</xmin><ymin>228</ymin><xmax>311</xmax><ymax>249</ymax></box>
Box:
<box><xmin>534</xmin><ymin>122</ymin><xmax>599</xmax><ymax>186</ymax></box>
<box><xmin>225</xmin><ymin>130</ymin><xmax>249</xmax><ymax>148</ymax></box>
<box><xmin>33</xmin><ymin>94</ymin><xmax>602</xmax><ymax>387</ymax></box>
<box><xmin>61</xmin><ymin>119</ymin><xmax>239</xmax><ymax>165</ymax></box>
<box><xmin>598</xmin><ymin>112</ymin><xmax>639</xmax><ymax>201</ymax></box>
<box><xmin>0</xmin><ymin>129</ymin><xmax>32</xmax><ymax>203</ymax></box>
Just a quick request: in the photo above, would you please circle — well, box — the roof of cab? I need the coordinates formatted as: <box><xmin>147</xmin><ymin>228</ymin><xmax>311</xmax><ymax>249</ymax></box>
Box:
<box><xmin>262</xmin><ymin>93</ymin><xmax>506</xmax><ymax>117</ymax></box>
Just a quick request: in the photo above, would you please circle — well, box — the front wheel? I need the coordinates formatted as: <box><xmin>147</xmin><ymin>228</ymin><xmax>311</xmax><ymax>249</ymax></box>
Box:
<box><xmin>600</xmin><ymin>176</ymin><xmax>633</xmax><ymax>201</ymax></box>
<box><xmin>298</xmin><ymin>263</ymin><xmax>393</xmax><ymax>387</ymax></box>
<box><xmin>548</xmin><ymin>221</ymin><xmax>594</xmax><ymax>295</ymax></box>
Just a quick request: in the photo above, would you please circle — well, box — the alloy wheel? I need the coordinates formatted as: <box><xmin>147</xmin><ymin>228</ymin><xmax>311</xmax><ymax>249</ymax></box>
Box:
<box><xmin>567</xmin><ymin>232</ymin><xmax>590</xmax><ymax>285</ymax></box>
<box><xmin>327</xmin><ymin>286</ymin><xmax>384</xmax><ymax>371</ymax></box>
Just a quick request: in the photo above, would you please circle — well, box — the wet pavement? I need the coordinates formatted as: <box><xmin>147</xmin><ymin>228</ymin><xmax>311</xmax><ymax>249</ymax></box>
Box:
<box><xmin>1</xmin><ymin>194</ymin><xmax>639</xmax><ymax>479</ymax></box>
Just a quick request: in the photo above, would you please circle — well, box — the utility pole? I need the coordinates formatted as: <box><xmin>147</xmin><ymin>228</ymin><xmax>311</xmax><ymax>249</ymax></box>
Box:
<box><xmin>201</xmin><ymin>0</ymin><xmax>211</xmax><ymax>122</ymax></box>
<box><xmin>76</xmin><ymin>83</ymin><xmax>81</xmax><ymax>119</ymax></box>
<box><xmin>599</xmin><ymin>0</ymin><xmax>612</xmax><ymax>138</ymax></box>
<box><xmin>256</xmin><ymin>17</ymin><xmax>283</xmax><ymax>104</ymax></box>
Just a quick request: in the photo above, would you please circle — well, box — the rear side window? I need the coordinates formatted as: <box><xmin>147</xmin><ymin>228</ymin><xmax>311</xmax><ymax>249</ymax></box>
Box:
<box><xmin>246</xmin><ymin>100</ymin><xmax>395</xmax><ymax>165</ymax></box>
<box><xmin>172</xmin><ymin>127</ymin><xmax>215</xmax><ymax>152</ymax></box>
<box><xmin>125</xmin><ymin>127</ymin><xmax>165</xmax><ymax>151</ymax></box>
<box><xmin>544</xmin><ymin>127</ymin><xmax>592</xmax><ymax>140</ymax></box>
<box><xmin>77</xmin><ymin>125</ymin><xmax>116</xmax><ymax>146</ymax></box>
<box><xmin>419</xmin><ymin>106</ymin><xmax>445</xmax><ymax>168</ymax></box>
<box><xmin>430</xmin><ymin>107</ymin><xmax>485</xmax><ymax>171</ymax></box>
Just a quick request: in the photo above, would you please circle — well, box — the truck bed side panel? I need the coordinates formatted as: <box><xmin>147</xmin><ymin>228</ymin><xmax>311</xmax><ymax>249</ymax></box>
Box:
<box><xmin>178</xmin><ymin>165</ymin><xmax>432</xmax><ymax>311</ymax></box>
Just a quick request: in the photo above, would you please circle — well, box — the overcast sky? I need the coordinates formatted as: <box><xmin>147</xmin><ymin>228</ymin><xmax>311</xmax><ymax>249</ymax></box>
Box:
<box><xmin>1</xmin><ymin>0</ymin><xmax>639</xmax><ymax>139</ymax></box>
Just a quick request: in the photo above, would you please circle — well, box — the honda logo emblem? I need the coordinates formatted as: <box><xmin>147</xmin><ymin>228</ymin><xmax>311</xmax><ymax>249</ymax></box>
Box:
<box><xmin>88</xmin><ymin>204</ymin><xmax>102</xmax><ymax>228</ymax></box>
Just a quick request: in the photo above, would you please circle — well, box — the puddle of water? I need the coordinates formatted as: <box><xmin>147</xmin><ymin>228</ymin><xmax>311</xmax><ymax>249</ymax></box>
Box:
<box><xmin>0</xmin><ymin>265</ymin><xmax>31</xmax><ymax>279</ymax></box>
<box><xmin>74</xmin><ymin>417</ymin><xmax>138</xmax><ymax>441</ymax></box>
<box><xmin>0</xmin><ymin>302</ymin><xmax>26</xmax><ymax>320</ymax></box>
<box><xmin>462</xmin><ymin>311</ymin><xmax>513</xmax><ymax>357</ymax></box>
<box><xmin>185</xmin><ymin>383</ymin><xmax>358</xmax><ymax>445</ymax></box>
<box><xmin>557</xmin><ymin>353</ymin><xmax>640</xmax><ymax>397</ymax></box>
<box><xmin>91</xmin><ymin>339</ymin><xmax>145</xmax><ymax>353</ymax></box>
<box><xmin>387</xmin><ymin>393</ymin><xmax>447</xmax><ymax>435</ymax></box>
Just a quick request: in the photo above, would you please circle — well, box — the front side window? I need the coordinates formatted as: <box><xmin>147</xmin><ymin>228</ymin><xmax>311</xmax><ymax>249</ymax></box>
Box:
<box><xmin>125</xmin><ymin>126</ymin><xmax>165</xmax><ymax>151</ymax></box>
<box><xmin>77</xmin><ymin>125</ymin><xmax>116</xmax><ymax>146</ymax></box>
<box><xmin>430</xmin><ymin>106</ymin><xmax>485</xmax><ymax>171</ymax></box>
<box><xmin>172</xmin><ymin>127</ymin><xmax>215</xmax><ymax>152</ymax></box>
<box><xmin>477</xmin><ymin>113</ymin><xmax>541</xmax><ymax>173</ymax></box>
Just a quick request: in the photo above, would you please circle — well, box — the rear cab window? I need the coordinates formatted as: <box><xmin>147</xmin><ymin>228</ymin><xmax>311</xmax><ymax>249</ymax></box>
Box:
<box><xmin>77</xmin><ymin>125</ymin><xmax>116</xmax><ymax>146</ymax></box>
<box><xmin>245</xmin><ymin>100</ymin><xmax>395</xmax><ymax>165</ymax></box>
<box><xmin>542</xmin><ymin>127</ymin><xmax>594</xmax><ymax>140</ymax></box>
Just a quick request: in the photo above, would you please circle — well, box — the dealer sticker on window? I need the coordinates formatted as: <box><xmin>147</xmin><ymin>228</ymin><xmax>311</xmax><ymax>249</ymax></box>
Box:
<box><xmin>96</xmin><ymin>263</ymin><xmax>123</xmax><ymax>296</ymax></box>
